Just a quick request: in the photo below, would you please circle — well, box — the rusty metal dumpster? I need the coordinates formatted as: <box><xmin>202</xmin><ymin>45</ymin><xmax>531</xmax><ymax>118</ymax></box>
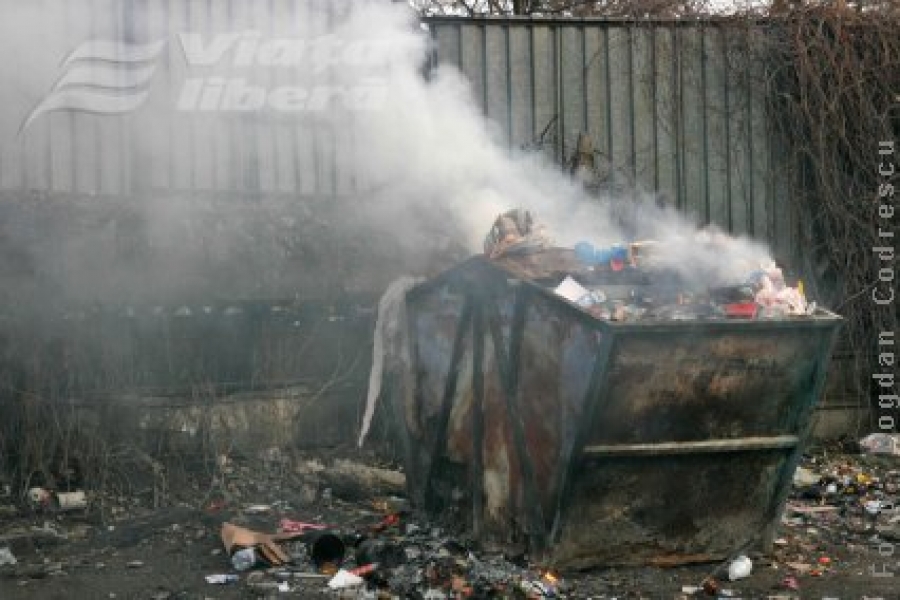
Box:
<box><xmin>391</xmin><ymin>255</ymin><xmax>841</xmax><ymax>568</ymax></box>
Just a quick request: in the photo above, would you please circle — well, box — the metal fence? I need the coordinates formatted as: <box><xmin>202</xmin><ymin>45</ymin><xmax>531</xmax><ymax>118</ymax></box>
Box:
<box><xmin>425</xmin><ymin>16</ymin><xmax>793</xmax><ymax>262</ymax></box>
<box><xmin>0</xmin><ymin>0</ymin><xmax>366</xmax><ymax>199</ymax></box>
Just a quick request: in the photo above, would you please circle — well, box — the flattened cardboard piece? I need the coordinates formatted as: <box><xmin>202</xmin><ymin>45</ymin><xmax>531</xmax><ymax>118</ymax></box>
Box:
<box><xmin>220</xmin><ymin>522</ymin><xmax>290</xmax><ymax>566</ymax></box>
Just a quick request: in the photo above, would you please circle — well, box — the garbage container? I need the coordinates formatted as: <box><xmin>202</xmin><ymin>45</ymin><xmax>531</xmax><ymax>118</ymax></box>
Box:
<box><xmin>392</xmin><ymin>254</ymin><xmax>841</xmax><ymax>568</ymax></box>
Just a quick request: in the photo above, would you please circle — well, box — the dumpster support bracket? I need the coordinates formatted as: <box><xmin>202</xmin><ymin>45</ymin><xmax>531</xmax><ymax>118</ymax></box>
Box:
<box><xmin>424</xmin><ymin>298</ymin><xmax>474</xmax><ymax>512</ymax></box>
<box><xmin>471</xmin><ymin>301</ymin><xmax>486</xmax><ymax>536</ymax></box>
<box><xmin>583</xmin><ymin>435</ymin><xmax>799</xmax><ymax>457</ymax></box>
<box><xmin>486</xmin><ymin>288</ymin><xmax>548</xmax><ymax>551</ymax></box>
<box><xmin>548</xmin><ymin>332</ymin><xmax>617</xmax><ymax>546</ymax></box>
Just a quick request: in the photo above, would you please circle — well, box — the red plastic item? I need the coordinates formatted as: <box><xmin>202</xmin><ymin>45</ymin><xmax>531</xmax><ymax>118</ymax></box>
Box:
<box><xmin>372</xmin><ymin>513</ymin><xmax>401</xmax><ymax>533</ymax></box>
<box><xmin>278</xmin><ymin>519</ymin><xmax>330</xmax><ymax>534</ymax></box>
<box><xmin>350</xmin><ymin>564</ymin><xmax>377</xmax><ymax>577</ymax></box>
<box><xmin>724</xmin><ymin>302</ymin><xmax>758</xmax><ymax>319</ymax></box>
<box><xmin>781</xmin><ymin>575</ymin><xmax>800</xmax><ymax>591</ymax></box>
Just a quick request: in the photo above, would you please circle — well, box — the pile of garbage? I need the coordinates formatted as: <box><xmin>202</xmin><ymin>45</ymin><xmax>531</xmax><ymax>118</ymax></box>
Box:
<box><xmin>483</xmin><ymin>209</ymin><xmax>818</xmax><ymax>322</ymax></box>
<box><xmin>789</xmin><ymin>436</ymin><xmax>900</xmax><ymax>530</ymax></box>
<box><xmin>767</xmin><ymin>435</ymin><xmax>900</xmax><ymax>592</ymax></box>
<box><xmin>207</xmin><ymin>501</ymin><xmax>569</xmax><ymax>598</ymax></box>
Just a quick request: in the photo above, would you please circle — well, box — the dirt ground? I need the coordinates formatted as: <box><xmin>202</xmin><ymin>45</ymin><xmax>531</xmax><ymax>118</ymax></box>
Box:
<box><xmin>1</xmin><ymin>444</ymin><xmax>898</xmax><ymax>600</ymax></box>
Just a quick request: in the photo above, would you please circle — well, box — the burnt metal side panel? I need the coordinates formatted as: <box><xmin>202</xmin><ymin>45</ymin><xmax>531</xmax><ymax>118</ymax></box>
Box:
<box><xmin>479</xmin><ymin>291</ymin><xmax>522</xmax><ymax>536</ymax></box>
<box><xmin>589</xmin><ymin>327</ymin><xmax>833</xmax><ymax>444</ymax></box>
<box><xmin>408</xmin><ymin>285</ymin><xmax>467</xmax><ymax>441</ymax></box>
<box><xmin>407</xmin><ymin>261</ymin><xmax>524</xmax><ymax>532</ymax></box>
<box><xmin>519</xmin><ymin>291</ymin><xmax>601</xmax><ymax>526</ymax></box>
<box><xmin>406</xmin><ymin>279</ymin><xmax>470</xmax><ymax>508</ymax></box>
<box><xmin>549</xmin><ymin>319</ymin><xmax>840</xmax><ymax>567</ymax></box>
<box><xmin>552</xmin><ymin>451</ymin><xmax>785</xmax><ymax>568</ymax></box>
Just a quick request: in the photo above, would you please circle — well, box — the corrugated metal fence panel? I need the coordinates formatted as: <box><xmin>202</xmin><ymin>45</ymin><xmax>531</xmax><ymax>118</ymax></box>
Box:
<box><xmin>426</xmin><ymin>18</ymin><xmax>788</xmax><ymax>255</ymax></box>
<box><xmin>0</xmin><ymin>7</ymin><xmax>789</xmax><ymax>254</ymax></box>
<box><xmin>0</xmin><ymin>0</ymin><xmax>349</xmax><ymax>199</ymax></box>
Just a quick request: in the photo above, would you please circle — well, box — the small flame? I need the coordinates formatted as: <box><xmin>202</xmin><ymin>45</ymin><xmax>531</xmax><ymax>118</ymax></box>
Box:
<box><xmin>543</xmin><ymin>571</ymin><xmax>559</xmax><ymax>585</ymax></box>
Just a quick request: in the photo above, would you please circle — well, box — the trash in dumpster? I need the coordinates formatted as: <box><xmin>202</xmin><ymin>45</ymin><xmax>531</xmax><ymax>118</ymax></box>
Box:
<box><xmin>483</xmin><ymin>208</ymin><xmax>549</xmax><ymax>259</ymax></box>
<box><xmin>485</xmin><ymin>214</ymin><xmax>818</xmax><ymax>323</ymax></box>
<box><xmin>553</xmin><ymin>276</ymin><xmax>592</xmax><ymax>305</ymax></box>
<box><xmin>573</xmin><ymin>241</ymin><xmax>632</xmax><ymax>271</ymax></box>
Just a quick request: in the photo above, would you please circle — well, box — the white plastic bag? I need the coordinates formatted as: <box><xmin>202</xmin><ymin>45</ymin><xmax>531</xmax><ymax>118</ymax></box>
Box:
<box><xmin>859</xmin><ymin>433</ymin><xmax>900</xmax><ymax>456</ymax></box>
<box><xmin>728</xmin><ymin>555</ymin><xmax>752</xmax><ymax>581</ymax></box>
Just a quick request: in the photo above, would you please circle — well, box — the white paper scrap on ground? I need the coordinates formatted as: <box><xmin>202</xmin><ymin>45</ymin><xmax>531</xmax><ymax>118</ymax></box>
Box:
<box><xmin>328</xmin><ymin>569</ymin><xmax>365</xmax><ymax>590</ymax></box>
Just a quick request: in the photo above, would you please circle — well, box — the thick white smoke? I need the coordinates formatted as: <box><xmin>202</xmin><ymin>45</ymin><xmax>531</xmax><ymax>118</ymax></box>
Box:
<box><xmin>311</xmin><ymin>1</ymin><xmax>772</xmax><ymax>285</ymax></box>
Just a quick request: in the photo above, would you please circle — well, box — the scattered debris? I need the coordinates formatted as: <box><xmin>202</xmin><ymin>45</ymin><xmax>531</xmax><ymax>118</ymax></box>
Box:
<box><xmin>781</xmin><ymin>574</ymin><xmax>800</xmax><ymax>591</ymax></box>
<box><xmin>305</xmin><ymin>530</ymin><xmax>347</xmax><ymax>571</ymax></box>
<box><xmin>279</xmin><ymin>519</ymin><xmax>330</xmax><ymax>534</ymax></box>
<box><xmin>220</xmin><ymin>522</ymin><xmax>293</xmax><ymax>569</ymax></box>
<box><xmin>726</xmin><ymin>555</ymin><xmax>752</xmax><ymax>581</ymax></box>
<box><xmin>204</xmin><ymin>573</ymin><xmax>239</xmax><ymax>584</ymax></box>
<box><xmin>0</xmin><ymin>446</ymin><xmax>895</xmax><ymax>598</ymax></box>
<box><xmin>792</xmin><ymin>466</ymin><xmax>820</xmax><ymax>487</ymax></box>
<box><xmin>859</xmin><ymin>433</ymin><xmax>900</xmax><ymax>456</ymax></box>
<box><xmin>327</xmin><ymin>568</ymin><xmax>364</xmax><ymax>590</ymax></box>
<box><xmin>26</xmin><ymin>488</ymin><xmax>87</xmax><ymax>512</ymax></box>
<box><xmin>230</xmin><ymin>547</ymin><xmax>257</xmax><ymax>571</ymax></box>
<box><xmin>701</xmin><ymin>576</ymin><xmax>720</xmax><ymax>596</ymax></box>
